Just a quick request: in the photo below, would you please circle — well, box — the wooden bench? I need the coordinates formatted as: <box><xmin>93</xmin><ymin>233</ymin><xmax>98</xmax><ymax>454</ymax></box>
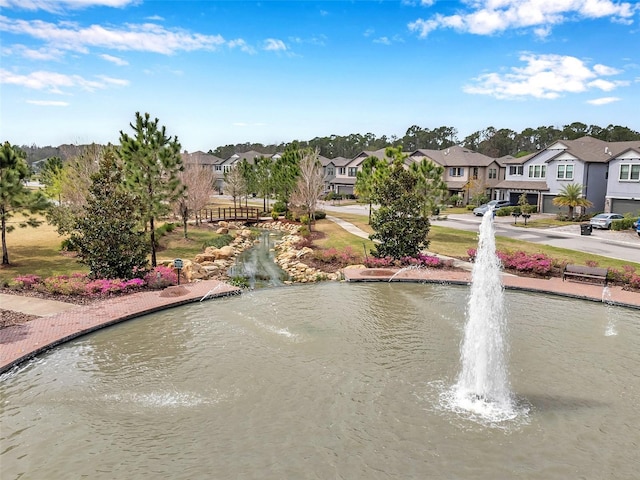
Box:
<box><xmin>562</xmin><ymin>264</ymin><xmax>608</xmax><ymax>285</ymax></box>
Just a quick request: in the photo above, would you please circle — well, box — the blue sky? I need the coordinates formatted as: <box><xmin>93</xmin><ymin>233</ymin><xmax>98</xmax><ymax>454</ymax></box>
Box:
<box><xmin>1</xmin><ymin>0</ymin><xmax>639</xmax><ymax>152</ymax></box>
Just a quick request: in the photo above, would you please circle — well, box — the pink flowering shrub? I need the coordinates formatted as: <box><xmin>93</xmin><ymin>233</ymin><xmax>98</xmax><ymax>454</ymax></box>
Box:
<box><xmin>363</xmin><ymin>253</ymin><xmax>445</xmax><ymax>269</ymax></box>
<box><xmin>363</xmin><ymin>256</ymin><xmax>394</xmax><ymax>268</ymax></box>
<box><xmin>11</xmin><ymin>274</ymin><xmax>42</xmax><ymax>289</ymax></box>
<box><xmin>42</xmin><ymin>274</ymin><xmax>89</xmax><ymax>295</ymax></box>
<box><xmin>628</xmin><ymin>273</ymin><xmax>640</xmax><ymax>290</ymax></box>
<box><xmin>144</xmin><ymin>266</ymin><xmax>178</xmax><ymax>289</ymax></box>
<box><xmin>85</xmin><ymin>278</ymin><xmax>145</xmax><ymax>295</ymax></box>
<box><xmin>607</xmin><ymin>265</ymin><xmax>636</xmax><ymax>285</ymax></box>
<box><xmin>313</xmin><ymin>246</ymin><xmax>359</xmax><ymax>267</ymax></box>
<box><xmin>468</xmin><ymin>249</ymin><xmax>553</xmax><ymax>275</ymax></box>
<box><xmin>497</xmin><ymin>251</ymin><xmax>553</xmax><ymax>275</ymax></box>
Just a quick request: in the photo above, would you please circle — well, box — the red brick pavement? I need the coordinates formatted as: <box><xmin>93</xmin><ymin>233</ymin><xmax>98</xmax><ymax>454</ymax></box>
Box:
<box><xmin>0</xmin><ymin>280</ymin><xmax>240</xmax><ymax>375</ymax></box>
<box><xmin>2</xmin><ymin>272</ymin><xmax>639</xmax><ymax>375</ymax></box>
<box><xmin>342</xmin><ymin>267</ymin><xmax>640</xmax><ymax>308</ymax></box>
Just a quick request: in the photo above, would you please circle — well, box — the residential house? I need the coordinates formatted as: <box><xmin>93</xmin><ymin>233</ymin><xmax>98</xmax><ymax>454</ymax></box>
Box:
<box><xmin>325</xmin><ymin>155</ymin><xmax>362</xmax><ymax>195</ymax></box>
<box><xmin>605</xmin><ymin>141</ymin><xmax>640</xmax><ymax>215</ymax></box>
<box><xmin>495</xmin><ymin>136</ymin><xmax>640</xmax><ymax>215</ymax></box>
<box><xmin>408</xmin><ymin>146</ymin><xmax>504</xmax><ymax>203</ymax></box>
<box><xmin>181</xmin><ymin>150</ymin><xmax>225</xmax><ymax>192</ymax></box>
<box><xmin>494</xmin><ymin>152</ymin><xmax>549</xmax><ymax>209</ymax></box>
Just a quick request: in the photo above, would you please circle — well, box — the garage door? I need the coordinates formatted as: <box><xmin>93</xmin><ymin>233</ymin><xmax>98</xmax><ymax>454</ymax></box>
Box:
<box><xmin>541</xmin><ymin>195</ymin><xmax>563</xmax><ymax>214</ymax></box>
<box><xmin>509</xmin><ymin>192</ymin><xmax>538</xmax><ymax>207</ymax></box>
<box><xmin>611</xmin><ymin>198</ymin><xmax>640</xmax><ymax>215</ymax></box>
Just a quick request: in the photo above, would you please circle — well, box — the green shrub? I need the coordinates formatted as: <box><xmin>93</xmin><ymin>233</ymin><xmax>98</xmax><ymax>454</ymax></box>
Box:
<box><xmin>203</xmin><ymin>233</ymin><xmax>233</xmax><ymax>249</ymax></box>
<box><xmin>299</xmin><ymin>225</ymin><xmax>310</xmax><ymax>237</ymax></box>
<box><xmin>313</xmin><ymin>210</ymin><xmax>326</xmax><ymax>220</ymax></box>
<box><xmin>271</xmin><ymin>210</ymin><xmax>279</xmax><ymax>220</ymax></box>
<box><xmin>272</xmin><ymin>201</ymin><xmax>287</xmax><ymax>213</ymax></box>
<box><xmin>611</xmin><ymin>218</ymin><xmax>635</xmax><ymax>231</ymax></box>
<box><xmin>299</xmin><ymin>214</ymin><xmax>309</xmax><ymax>225</ymax></box>
<box><xmin>466</xmin><ymin>205</ymin><xmax>475</xmax><ymax>211</ymax></box>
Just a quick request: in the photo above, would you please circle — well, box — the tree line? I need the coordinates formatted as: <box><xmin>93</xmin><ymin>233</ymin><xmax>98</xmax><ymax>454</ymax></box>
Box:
<box><xmin>209</xmin><ymin>122</ymin><xmax>640</xmax><ymax>160</ymax></box>
<box><xmin>18</xmin><ymin>122</ymin><xmax>640</xmax><ymax>167</ymax></box>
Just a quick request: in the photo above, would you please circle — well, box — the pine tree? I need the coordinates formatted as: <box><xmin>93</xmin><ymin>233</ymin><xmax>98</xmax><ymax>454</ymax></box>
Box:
<box><xmin>0</xmin><ymin>142</ymin><xmax>48</xmax><ymax>265</ymax></box>
<box><xmin>118</xmin><ymin>112</ymin><xmax>184</xmax><ymax>267</ymax></box>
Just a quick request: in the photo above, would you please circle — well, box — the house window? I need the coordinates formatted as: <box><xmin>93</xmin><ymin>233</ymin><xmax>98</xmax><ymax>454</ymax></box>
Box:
<box><xmin>557</xmin><ymin>164</ymin><xmax>574</xmax><ymax>180</ymax></box>
<box><xmin>509</xmin><ymin>166</ymin><xmax>523</xmax><ymax>176</ymax></box>
<box><xmin>488</xmin><ymin>168</ymin><xmax>497</xmax><ymax>179</ymax></box>
<box><xmin>223</xmin><ymin>165</ymin><xmax>231</xmax><ymax>173</ymax></box>
<box><xmin>472</xmin><ymin>167</ymin><xmax>478</xmax><ymax>180</ymax></box>
<box><xmin>528</xmin><ymin>165</ymin><xmax>546</xmax><ymax>178</ymax></box>
<box><xmin>326</xmin><ymin>166</ymin><xmax>334</xmax><ymax>176</ymax></box>
<box><xmin>619</xmin><ymin>164</ymin><xmax>640</xmax><ymax>181</ymax></box>
<box><xmin>348</xmin><ymin>167</ymin><xmax>358</xmax><ymax>177</ymax></box>
<box><xmin>338</xmin><ymin>167</ymin><xmax>346</xmax><ymax>175</ymax></box>
<box><xmin>215</xmin><ymin>165</ymin><xmax>222</xmax><ymax>172</ymax></box>
<box><xmin>449</xmin><ymin>167</ymin><xmax>463</xmax><ymax>177</ymax></box>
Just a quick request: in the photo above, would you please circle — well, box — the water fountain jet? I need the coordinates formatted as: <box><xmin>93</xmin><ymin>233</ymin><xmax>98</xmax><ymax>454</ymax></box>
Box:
<box><xmin>453</xmin><ymin>208</ymin><xmax>515</xmax><ymax>420</ymax></box>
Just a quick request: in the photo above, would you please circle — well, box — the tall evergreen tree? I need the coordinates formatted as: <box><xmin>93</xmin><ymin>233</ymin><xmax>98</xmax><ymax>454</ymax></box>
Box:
<box><xmin>272</xmin><ymin>142</ymin><xmax>301</xmax><ymax>209</ymax></box>
<box><xmin>118</xmin><ymin>112</ymin><xmax>184</xmax><ymax>267</ymax></box>
<box><xmin>355</xmin><ymin>155</ymin><xmax>387</xmax><ymax>224</ymax></box>
<box><xmin>0</xmin><ymin>142</ymin><xmax>48</xmax><ymax>265</ymax></box>
<box><xmin>369</xmin><ymin>147</ymin><xmax>430</xmax><ymax>259</ymax></box>
<box><xmin>71</xmin><ymin>149</ymin><xmax>149</xmax><ymax>279</ymax></box>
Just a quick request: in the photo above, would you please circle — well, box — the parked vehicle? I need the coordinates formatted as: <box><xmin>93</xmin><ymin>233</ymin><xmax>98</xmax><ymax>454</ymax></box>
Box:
<box><xmin>589</xmin><ymin>213</ymin><xmax>624</xmax><ymax>229</ymax></box>
<box><xmin>636</xmin><ymin>218</ymin><xmax>640</xmax><ymax>237</ymax></box>
<box><xmin>473</xmin><ymin>199</ymin><xmax>511</xmax><ymax>216</ymax></box>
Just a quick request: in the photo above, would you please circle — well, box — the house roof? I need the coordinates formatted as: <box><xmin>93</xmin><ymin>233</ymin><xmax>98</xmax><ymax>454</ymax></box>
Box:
<box><xmin>330</xmin><ymin>177</ymin><xmax>356</xmax><ymax>186</ymax></box>
<box><xmin>445</xmin><ymin>180</ymin><xmax>468</xmax><ymax>190</ymax></box>
<box><xmin>494</xmin><ymin>180</ymin><xmax>549</xmax><ymax>191</ymax></box>
<box><xmin>411</xmin><ymin>145</ymin><xmax>495</xmax><ymax>167</ymax></box>
<box><xmin>328</xmin><ymin>156</ymin><xmax>352</xmax><ymax>167</ymax></box>
<box><xmin>499</xmin><ymin>152</ymin><xmax>537</xmax><ymax>165</ymax></box>
<box><xmin>181</xmin><ymin>150</ymin><xmax>224</xmax><ymax>166</ymax></box>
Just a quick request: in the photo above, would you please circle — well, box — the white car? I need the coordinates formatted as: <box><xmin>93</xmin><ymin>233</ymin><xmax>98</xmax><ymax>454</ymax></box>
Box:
<box><xmin>589</xmin><ymin>213</ymin><xmax>624</xmax><ymax>229</ymax></box>
<box><xmin>473</xmin><ymin>200</ymin><xmax>511</xmax><ymax>216</ymax></box>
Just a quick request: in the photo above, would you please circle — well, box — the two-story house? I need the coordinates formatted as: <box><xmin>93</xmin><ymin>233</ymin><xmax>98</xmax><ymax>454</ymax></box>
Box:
<box><xmin>409</xmin><ymin>146</ymin><xmax>504</xmax><ymax>203</ymax></box>
<box><xmin>605</xmin><ymin>141</ymin><xmax>640</xmax><ymax>215</ymax></box>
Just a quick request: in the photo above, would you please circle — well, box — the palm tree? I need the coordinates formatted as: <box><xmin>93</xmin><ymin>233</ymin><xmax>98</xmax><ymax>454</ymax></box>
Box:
<box><xmin>552</xmin><ymin>183</ymin><xmax>592</xmax><ymax>219</ymax></box>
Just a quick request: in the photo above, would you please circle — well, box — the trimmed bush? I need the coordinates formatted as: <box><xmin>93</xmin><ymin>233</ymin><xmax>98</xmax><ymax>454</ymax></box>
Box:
<box><xmin>611</xmin><ymin>218</ymin><xmax>635</xmax><ymax>231</ymax></box>
<box><xmin>203</xmin><ymin>234</ymin><xmax>234</xmax><ymax>249</ymax></box>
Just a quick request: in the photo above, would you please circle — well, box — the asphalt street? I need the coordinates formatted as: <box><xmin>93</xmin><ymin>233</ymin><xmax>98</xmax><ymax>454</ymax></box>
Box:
<box><xmin>320</xmin><ymin>201</ymin><xmax>640</xmax><ymax>264</ymax></box>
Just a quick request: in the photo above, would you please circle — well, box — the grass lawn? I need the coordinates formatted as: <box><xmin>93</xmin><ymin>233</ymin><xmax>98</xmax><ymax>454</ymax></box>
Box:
<box><xmin>0</xmin><ymin>221</ymin><xmax>88</xmax><ymax>284</ymax></box>
<box><xmin>0</xmin><ymin>220</ymin><xmax>226</xmax><ymax>285</ymax></box>
<box><xmin>2</xmin><ymin>210</ymin><xmax>637</xmax><ymax>285</ymax></box>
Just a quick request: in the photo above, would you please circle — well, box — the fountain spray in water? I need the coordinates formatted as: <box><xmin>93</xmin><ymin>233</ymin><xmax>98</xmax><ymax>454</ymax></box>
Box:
<box><xmin>453</xmin><ymin>208</ymin><xmax>515</xmax><ymax>420</ymax></box>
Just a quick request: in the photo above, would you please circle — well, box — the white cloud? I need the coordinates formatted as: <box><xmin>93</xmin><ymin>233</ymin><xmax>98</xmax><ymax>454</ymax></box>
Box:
<box><xmin>0</xmin><ymin>16</ymin><xmax>227</xmax><ymax>55</ymax></box>
<box><xmin>0</xmin><ymin>0</ymin><xmax>137</xmax><ymax>13</ymax></box>
<box><xmin>0</xmin><ymin>68</ymin><xmax>128</xmax><ymax>93</ymax></box>
<box><xmin>26</xmin><ymin>99</ymin><xmax>69</xmax><ymax>106</ymax></box>
<box><xmin>100</xmin><ymin>53</ymin><xmax>128</xmax><ymax>65</ymax></box>
<box><xmin>463</xmin><ymin>53</ymin><xmax>628</xmax><ymax>99</ymax></box>
<box><xmin>409</xmin><ymin>0</ymin><xmax>638</xmax><ymax>38</ymax></box>
<box><xmin>263</xmin><ymin>38</ymin><xmax>287</xmax><ymax>52</ymax></box>
<box><xmin>587</xmin><ymin>96</ymin><xmax>621</xmax><ymax>105</ymax></box>
<box><xmin>4</xmin><ymin>44</ymin><xmax>64</xmax><ymax>60</ymax></box>
<box><xmin>228</xmin><ymin>38</ymin><xmax>256</xmax><ymax>54</ymax></box>
<box><xmin>373</xmin><ymin>36</ymin><xmax>392</xmax><ymax>45</ymax></box>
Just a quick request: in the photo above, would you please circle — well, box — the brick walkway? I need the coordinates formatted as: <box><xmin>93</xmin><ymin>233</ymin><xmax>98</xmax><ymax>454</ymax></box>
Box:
<box><xmin>2</xmin><ymin>273</ymin><xmax>638</xmax><ymax>375</ymax></box>
<box><xmin>342</xmin><ymin>268</ymin><xmax>640</xmax><ymax>308</ymax></box>
<box><xmin>0</xmin><ymin>280</ymin><xmax>240</xmax><ymax>375</ymax></box>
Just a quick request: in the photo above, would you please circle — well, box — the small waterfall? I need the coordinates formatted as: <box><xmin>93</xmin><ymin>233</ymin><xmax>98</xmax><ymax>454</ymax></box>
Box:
<box><xmin>228</xmin><ymin>230</ymin><xmax>290</xmax><ymax>289</ymax></box>
<box><xmin>453</xmin><ymin>209</ymin><xmax>515</xmax><ymax>420</ymax></box>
